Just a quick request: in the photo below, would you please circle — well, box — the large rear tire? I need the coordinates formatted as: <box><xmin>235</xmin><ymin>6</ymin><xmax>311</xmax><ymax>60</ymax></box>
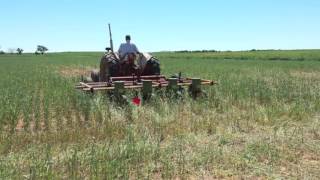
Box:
<box><xmin>91</xmin><ymin>69</ymin><xmax>100</xmax><ymax>82</ymax></box>
<box><xmin>142</xmin><ymin>58</ymin><xmax>160</xmax><ymax>75</ymax></box>
<box><xmin>99</xmin><ymin>55</ymin><xmax>110</xmax><ymax>82</ymax></box>
<box><xmin>99</xmin><ymin>53</ymin><xmax>121</xmax><ymax>81</ymax></box>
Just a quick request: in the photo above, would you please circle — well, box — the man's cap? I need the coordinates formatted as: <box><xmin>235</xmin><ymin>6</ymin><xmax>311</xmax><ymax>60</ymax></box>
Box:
<box><xmin>125</xmin><ymin>35</ymin><xmax>131</xmax><ymax>40</ymax></box>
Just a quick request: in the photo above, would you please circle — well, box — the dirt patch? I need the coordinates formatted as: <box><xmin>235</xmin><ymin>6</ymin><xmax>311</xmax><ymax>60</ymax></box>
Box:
<box><xmin>59</xmin><ymin>66</ymin><xmax>95</xmax><ymax>78</ymax></box>
<box><xmin>15</xmin><ymin>118</ymin><xmax>24</xmax><ymax>131</ymax></box>
<box><xmin>290</xmin><ymin>71</ymin><xmax>320</xmax><ymax>80</ymax></box>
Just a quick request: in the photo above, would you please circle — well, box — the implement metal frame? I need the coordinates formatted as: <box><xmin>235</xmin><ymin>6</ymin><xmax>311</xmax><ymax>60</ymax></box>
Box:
<box><xmin>76</xmin><ymin>75</ymin><xmax>216</xmax><ymax>93</ymax></box>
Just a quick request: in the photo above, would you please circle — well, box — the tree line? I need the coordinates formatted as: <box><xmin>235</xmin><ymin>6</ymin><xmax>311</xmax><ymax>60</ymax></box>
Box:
<box><xmin>0</xmin><ymin>45</ymin><xmax>48</xmax><ymax>55</ymax></box>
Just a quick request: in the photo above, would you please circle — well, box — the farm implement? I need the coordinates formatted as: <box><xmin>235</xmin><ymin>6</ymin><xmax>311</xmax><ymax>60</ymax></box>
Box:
<box><xmin>76</xmin><ymin>24</ymin><xmax>217</xmax><ymax>100</ymax></box>
<box><xmin>76</xmin><ymin>75</ymin><xmax>216</xmax><ymax>98</ymax></box>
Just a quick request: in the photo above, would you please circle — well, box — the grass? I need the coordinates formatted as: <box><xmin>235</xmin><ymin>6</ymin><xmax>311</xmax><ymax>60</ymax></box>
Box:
<box><xmin>155</xmin><ymin>49</ymin><xmax>320</xmax><ymax>61</ymax></box>
<box><xmin>0</xmin><ymin>50</ymin><xmax>320</xmax><ymax>179</ymax></box>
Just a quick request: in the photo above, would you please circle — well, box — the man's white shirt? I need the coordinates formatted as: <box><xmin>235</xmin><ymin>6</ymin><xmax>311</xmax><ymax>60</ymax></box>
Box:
<box><xmin>118</xmin><ymin>43</ymin><xmax>139</xmax><ymax>58</ymax></box>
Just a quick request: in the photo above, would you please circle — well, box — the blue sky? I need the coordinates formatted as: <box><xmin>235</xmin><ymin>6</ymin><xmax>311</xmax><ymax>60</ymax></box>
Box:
<box><xmin>0</xmin><ymin>0</ymin><xmax>319</xmax><ymax>52</ymax></box>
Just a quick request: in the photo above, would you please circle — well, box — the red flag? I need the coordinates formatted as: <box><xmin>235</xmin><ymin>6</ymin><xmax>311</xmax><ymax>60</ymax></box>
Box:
<box><xmin>132</xmin><ymin>97</ymin><xmax>141</xmax><ymax>106</ymax></box>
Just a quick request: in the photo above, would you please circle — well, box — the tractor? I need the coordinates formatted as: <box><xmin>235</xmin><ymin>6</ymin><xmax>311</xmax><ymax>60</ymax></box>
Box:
<box><xmin>76</xmin><ymin>24</ymin><xmax>216</xmax><ymax>102</ymax></box>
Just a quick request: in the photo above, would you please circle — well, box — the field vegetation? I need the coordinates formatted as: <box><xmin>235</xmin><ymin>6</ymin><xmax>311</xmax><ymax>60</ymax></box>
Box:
<box><xmin>0</xmin><ymin>50</ymin><xmax>319</xmax><ymax>179</ymax></box>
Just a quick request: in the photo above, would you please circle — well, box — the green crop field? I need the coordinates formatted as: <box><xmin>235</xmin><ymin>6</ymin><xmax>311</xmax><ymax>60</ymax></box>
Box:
<box><xmin>0</xmin><ymin>50</ymin><xmax>320</xmax><ymax>179</ymax></box>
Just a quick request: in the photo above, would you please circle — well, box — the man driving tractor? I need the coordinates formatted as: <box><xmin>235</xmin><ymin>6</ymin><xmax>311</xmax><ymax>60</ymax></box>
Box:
<box><xmin>117</xmin><ymin>35</ymin><xmax>141</xmax><ymax>73</ymax></box>
<box><xmin>96</xmin><ymin>28</ymin><xmax>160</xmax><ymax>82</ymax></box>
<box><xmin>118</xmin><ymin>35</ymin><xmax>140</xmax><ymax>60</ymax></box>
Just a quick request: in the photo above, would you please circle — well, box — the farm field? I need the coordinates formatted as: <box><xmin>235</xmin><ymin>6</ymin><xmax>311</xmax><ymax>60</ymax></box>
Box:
<box><xmin>0</xmin><ymin>50</ymin><xmax>320</xmax><ymax>179</ymax></box>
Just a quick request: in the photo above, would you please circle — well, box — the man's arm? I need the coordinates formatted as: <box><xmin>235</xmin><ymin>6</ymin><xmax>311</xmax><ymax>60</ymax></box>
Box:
<box><xmin>133</xmin><ymin>44</ymin><xmax>140</xmax><ymax>54</ymax></box>
<box><xmin>118</xmin><ymin>44</ymin><xmax>123</xmax><ymax>54</ymax></box>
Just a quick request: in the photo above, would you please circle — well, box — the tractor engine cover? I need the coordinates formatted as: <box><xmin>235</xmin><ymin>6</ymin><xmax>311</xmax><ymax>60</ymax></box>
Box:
<box><xmin>97</xmin><ymin>52</ymin><xmax>160</xmax><ymax>82</ymax></box>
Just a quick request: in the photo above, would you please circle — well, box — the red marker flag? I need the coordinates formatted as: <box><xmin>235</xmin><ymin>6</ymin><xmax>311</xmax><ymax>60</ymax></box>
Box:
<box><xmin>132</xmin><ymin>97</ymin><xmax>141</xmax><ymax>106</ymax></box>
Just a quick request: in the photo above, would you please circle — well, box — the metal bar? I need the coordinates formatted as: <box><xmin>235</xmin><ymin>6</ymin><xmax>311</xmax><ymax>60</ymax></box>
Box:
<box><xmin>79</xmin><ymin>80</ymin><xmax>215</xmax><ymax>92</ymax></box>
<box><xmin>114</xmin><ymin>81</ymin><xmax>124</xmax><ymax>98</ymax></box>
<box><xmin>111</xmin><ymin>75</ymin><xmax>166</xmax><ymax>81</ymax></box>
<box><xmin>142</xmin><ymin>80</ymin><xmax>152</xmax><ymax>100</ymax></box>
<box><xmin>76</xmin><ymin>80</ymin><xmax>216</xmax><ymax>89</ymax></box>
<box><xmin>79</xmin><ymin>82</ymin><xmax>92</xmax><ymax>89</ymax></box>
<box><xmin>168</xmin><ymin>78</ymin><xmax>178</xmax><ymax>89</ymax></box>
<box><xmin>108</xmin><ymin>23</ymin><xmax>114</xmax><ymax>52</ymax></box>
<box><xmin>190</xmin><ymin>78</ymin><xmax>201</xmax><ymax>98</ymax></box>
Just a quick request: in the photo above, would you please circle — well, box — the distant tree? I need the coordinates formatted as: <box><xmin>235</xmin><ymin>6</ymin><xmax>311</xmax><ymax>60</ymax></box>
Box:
<box><xmin>35</xmin><ymin>51</ymin><xmax>40</xmax><ymax>55</ymax></box>
<box><xmin>175</xmin><ymin>50</ymin><xmax>188</xmax><ymax>53</ymax></box>
<box><xmin>37</xmin><ymin>45</ymin><xmax>48</xmax><ymax>54</ymax></box>
<box><xmin>17</xmin><ymin>48</ymin><xmax>24</xmax><ymax>55</ymax></box>
<box><xmin>0</xmin><ymin>46</ymin><xmax>4</xmax><ymax>54</ymax></box>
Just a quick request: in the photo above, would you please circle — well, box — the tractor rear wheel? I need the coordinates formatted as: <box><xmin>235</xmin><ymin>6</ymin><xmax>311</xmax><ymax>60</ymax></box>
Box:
<box><xmin>142</xmin><ymin>58</ymin><xmax>160</xmax><ymax>75</ymax></box>
<box><xmin>91</xmin><ymin>69</ymin><xmax>100</xmax><ymax>82</ymax></box>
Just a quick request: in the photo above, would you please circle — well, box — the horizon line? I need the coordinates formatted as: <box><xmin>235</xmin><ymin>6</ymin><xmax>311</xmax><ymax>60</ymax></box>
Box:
<box><xmin>2</xmin><ymin>48</ymin><xmax>320</xmax><ymax>54</ymax></box>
